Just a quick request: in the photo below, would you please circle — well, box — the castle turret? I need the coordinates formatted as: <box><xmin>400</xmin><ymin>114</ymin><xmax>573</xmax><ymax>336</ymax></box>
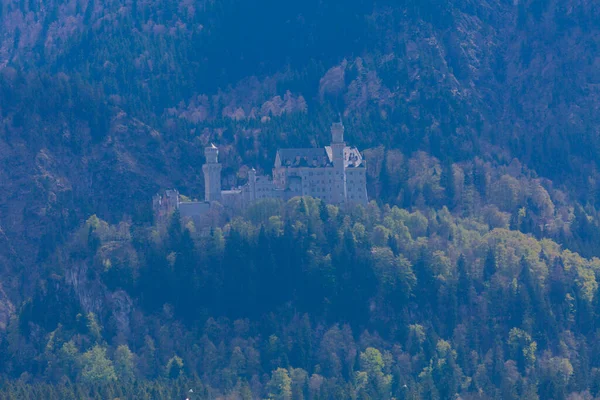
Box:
<box><xmin>152</xmin><ymin>189</ymin><xmax>180</xmax><ymax>226</ymax></box>
<box><xmin>331</xmin><ymin>122</ymin><xmax>347</xmax><ymax>205</ymax></box>
<box><xmin>248</xmin><ymin>167</ymin><xmax>257</xmax><ymax>202</ymax></box>
<box><xmin>331</xmin><ymin>121</ymin><xmax>344</xmax><ymax>143</ymax></box>
<box><xmin>203</xmin><ymin>144</ymin><xmax>222</xmax><ymax>202</ymax></box>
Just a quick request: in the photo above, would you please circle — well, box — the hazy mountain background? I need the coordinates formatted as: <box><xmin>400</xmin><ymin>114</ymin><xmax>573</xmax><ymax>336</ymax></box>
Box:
<box><xmin>2</xmin><ymin>0</ymin><xmax>600</xmax><ymax>398</ymax></box>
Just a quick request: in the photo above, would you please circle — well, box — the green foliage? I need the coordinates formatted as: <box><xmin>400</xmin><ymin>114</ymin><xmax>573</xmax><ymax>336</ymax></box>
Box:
<box><xmin>86</xmin><ymin>312</ymin><xmax>102</xmax><ymax>343</ymax></box>
<box><xmin>5</xmin><ymin>0</ymin><xmax>600</xmax><ymax>398</ymax></box>
<box><xmin>80</xmin><ymin>345</ymin><xmax>117</xmax><ymax>384</ymax></box>
<box><xmin>508</xmin><ymin>328</ymin><xmax>537</xmax><ymax>373</ymax></box>
<box><xmin>358</xmin><ymin>347</ymin><xmax>392</xmax><ymax>399</ymax></box>
<box><xmin>4</xmin><ymin>198</ymin><xmax>600</xmax><ymax>398</ymax></box>
<box><xmin>165</xmin><ymin>355</ymin><xmax>184</xmax><ymax>379</ymax></box>
<box><xmin>5</xmin><ymin>193</ymin><xmax>600</xmax><ymax>399</ymax></box>
<box><xmin>114</xmin><ymin>345</ymin><xmax>135</xmax><ymax>382</ymax></box>
<box><xmin>267</xmin><ymin>368</ymin><xmax>292</xmax><ymax>400</ymax></box>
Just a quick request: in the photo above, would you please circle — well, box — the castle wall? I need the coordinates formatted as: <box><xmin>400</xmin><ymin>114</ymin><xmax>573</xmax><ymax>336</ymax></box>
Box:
<box><xmin>345</xmin><ymin>167</ymin><xmax>368</xmax><ymax>204</ymax></box>
<box><xmin>286</xmin><ymin>176</ymin><xmax>303</xmax><ymax>198</ymax></box>
<box><xmin>152</xmin><ymin>189</ymin><xmax>180</xmax><ymax>226</ymax></box>
<box><xmin>270</xmin><ymin>164</ymin><xmax>367</xmax><ymax>205</ymax></box>
<box><xmin>154</xmin><ymin>123</ymin><xmax>368</xmax><ymax>228</ymax></box>
<box><xmin>254</xmin><ymin>176</ymin><xmax>282</xmax><ymax>200</ymax></box>
<box><xmin>179</xmin><ymin>202</ymin><xmax>210</xmax><ymax>218</ymax></box>
<box><xmin>299</xmin><ymin>168</ymin><xmax>334</xmax><ymax>202</ymax></box>
<box><xmin>221</xmin><ymin>190</ymin><xmax>244</xmax><ymax>210</ymax></box>
<box><xmin>272</xmin><ymin>166</ymin><xmax>286</xmax><ymax>189</ymax></box>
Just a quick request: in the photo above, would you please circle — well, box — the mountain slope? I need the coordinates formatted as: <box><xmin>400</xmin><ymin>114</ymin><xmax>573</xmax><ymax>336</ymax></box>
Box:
<box><xmin>2</xmin><ymin>1</ymin><xmax>600</xmax><ymax>397</ymax></box>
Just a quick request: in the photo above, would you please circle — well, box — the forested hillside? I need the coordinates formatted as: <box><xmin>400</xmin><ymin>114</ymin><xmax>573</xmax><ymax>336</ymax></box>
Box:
<box><xmin>2</xmin><ymin>0</ymin><xmax>600</xmax><ymax>398</ymax></box>
<box><xmin>3</xmin><ymin>199</ymin><xmax>600</xmax><ymax>399</ymax></box>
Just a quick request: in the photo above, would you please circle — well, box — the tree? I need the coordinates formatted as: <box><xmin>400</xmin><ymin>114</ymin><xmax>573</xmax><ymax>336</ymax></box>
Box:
<box><xmin>222</xmin><ymin>226</ymin><xmax>256</xmax><ymax>317</ymax></box>
<box><xmin>229</xmin><ymin>346</ymin><xmax>246</xmax><ymax>376</ymax></box>
<box><xmin>267</xmin><ymin>368</ymin><xmax>292</xmax><ymax>400</ymax></box>
<box><xmin>81</xmin><ymin>345</ymin><xmax>117</xmax><ymax>383</ymax></box>
<box><xmin>290</xmin><ymin>367</ymin><xmax>308</xmax><ymax>400</ymax></box>
<box><xmin>508</xmin><ymin>328</ymin><xmax>537</xmax><ymax>374</ymax></box>
<box><xmin>441</xmin><ymin>158</ymin><xmax>456</xmax><ymax>207</ymax></box>
<box><xmin>166</xmin><ymin>355</ymin><xmax>184</xmax><ymax>379</ymax></box>
<box><xmin>456</xmin><ymin>254</ymin><xmax>472</xmax><ymax>307</ymax></box>
<box><xmin>538</xmin><ymin>355</ymin><xmax>574</xmax><ymax>400</ymax></box>
<box><xmin>319</xmin><ymin>199</ymin><xmax>329</xmax><ymax>222</ymax></box>
<box><xmin>167</xmin><ymin>209</ymin><xmax>183</xmax><ymax>249</ymax></box>
<box><xmin>484</xmin><ymin>247</ymin><xmax>497</xmax><ymax>282</ymax></box>
<box><xmin>114</xmin><ymin>345</ymin><xmax>135</xmax><ymax>381</ymax></box>
<box><xmin>372</xmin><ymin>225</ymin><xmax>391</xmax><ymax>247</ymax></box>
<box><xmin>431</xmin><ymin>340</ymin><xmax>464</xmax><ymax>399</ymax></box>
<box><xmin>418</xmin><ymin>364</ymin><xmax>441</xmax><ymax>400</ymax></box>
<box><xmin>86</xmin><ymin>312</ymin><xmax>102</xmax><ymax>343</ymax></box>
<box><xmin>372</xmin><ymin>248</ymin><xmax>416</xmax><ymax>311</ymax></box>
<box><xmin>58</xmin><ymin>340</ymin><xmax>80</xmax><ymax>380</ymax></box>
<box><xmin>473</xmin><ymin>160</ymin><xmax>487</xmax><ymax>199</ymax></box>
<box><xmin>359</xmin><ymin>347</ymin><xmax>392</xmax><ymax>399</ymax></box>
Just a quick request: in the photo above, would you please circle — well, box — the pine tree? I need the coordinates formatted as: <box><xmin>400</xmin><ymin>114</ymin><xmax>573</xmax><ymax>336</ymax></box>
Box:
<box><xmin>319</xmin><ymin>199</ymin><xmax>329</xmax><ymax>222</ymax></box>
<box><xmin>483</xmin><ymin>247</ymin><xmax>497</xmax><ymax>282</ymax></box>
<box><xmin>441</xmin><ymin>158</ymin><xmax>455</xmax><ymax>208</ymax></box>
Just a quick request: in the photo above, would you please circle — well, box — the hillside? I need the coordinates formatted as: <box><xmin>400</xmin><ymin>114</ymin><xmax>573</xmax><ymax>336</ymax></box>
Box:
<box><xmin>2</xmin><ymin>0</ymin><xmax>600</xmax><ymax>398</ymax></box>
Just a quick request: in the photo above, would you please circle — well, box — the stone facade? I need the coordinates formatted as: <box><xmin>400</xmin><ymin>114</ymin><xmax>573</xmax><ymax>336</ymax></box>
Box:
<box><xmin>202</xmin><ymin>144</ymin><xmax>222</xmax><ymax>202</ymax></box>
<box><xmin>152</xmin><ymin>189</ymin><xmax>181</xmax><ymax>226</ymax></box>
<box><xmin>152</xmin><ymin>189</ymin><xmax>211</xmax><ymax>228</ymax></box>
<box><xmin>271</xmin><ymin>122</ymin><xmax>367</xmax><ymax>205</ymax></box>
<box><xmin>153</xmin><ymin>122</ymin><xmax>368</xmax><ymax>224</ymax></box>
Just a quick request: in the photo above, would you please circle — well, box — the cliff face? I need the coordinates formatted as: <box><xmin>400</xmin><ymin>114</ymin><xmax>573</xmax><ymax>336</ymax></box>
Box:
<box><xmin>1</xmin><ymin>0</ymin><xmax>600</xmax><ymax>323</ymax></box>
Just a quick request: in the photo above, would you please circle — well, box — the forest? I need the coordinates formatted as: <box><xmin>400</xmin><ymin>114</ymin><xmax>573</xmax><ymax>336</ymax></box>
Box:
<box><xmin>2</xmin><ymin>195</ymin><xmax>600</xmax><ymax>399</ymax></box>
<box><xmin>3</xmin><ymin>0</ymin><xmax>600</xmax><ymax>398</ymax></box>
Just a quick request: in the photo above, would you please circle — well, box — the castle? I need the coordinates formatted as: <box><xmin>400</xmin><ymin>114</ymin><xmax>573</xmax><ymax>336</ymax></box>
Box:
<box><xmin>153</xmin><ymin>122</ymin><xmax>367</xmax><ymax>225</ymax></box>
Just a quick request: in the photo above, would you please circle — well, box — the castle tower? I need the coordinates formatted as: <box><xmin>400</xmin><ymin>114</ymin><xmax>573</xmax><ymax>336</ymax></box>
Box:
<box><xmin>203</xmin><ymin>144</ymin><xmax>222</xmax><ymax>202</ymax></box>
<box><xmin>152</xmin><ymin>189</ymin><xmax>180</xmax><ymax>226</ymax></box>
<box><xmin>330</xmin><ymin>122</ymin><xmax>347</xmax><ymax>205</ymax></box>
<box><xmin>248</xmin><ymin>168</ymin><xmax>257</xmax><ymax>202</ymax></box>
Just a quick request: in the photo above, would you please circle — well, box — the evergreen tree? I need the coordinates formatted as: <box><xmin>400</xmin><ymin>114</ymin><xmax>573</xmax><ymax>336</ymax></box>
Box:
<box><xmin>165</xmin><ymin>355</ymin><xmax>184</xmax><ymax>379</ymax></box>
<box><xmin>319</xmin><ymin>199</ymin><xmax>329</xmax><ymax>222</ymax></box>
<box><xmin>483</xmin><ymin>247</ymin><xmax>497</xmax><ymax>282</ymax></box>
<box><xmin>441</xmin><ymin>158</ymin><xmax>455</xmax><ymax>207</ymax></box>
